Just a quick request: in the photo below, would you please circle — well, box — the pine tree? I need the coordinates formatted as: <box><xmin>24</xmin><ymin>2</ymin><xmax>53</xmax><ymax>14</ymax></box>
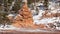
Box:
<box><xmin>44</xmin><ymin>0</ymin><xmax>48</xmax><ymax>10</ymax></box>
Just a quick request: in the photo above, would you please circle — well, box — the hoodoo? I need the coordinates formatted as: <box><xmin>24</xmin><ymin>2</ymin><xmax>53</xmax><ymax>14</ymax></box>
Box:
<box><xmin>12</xmin><ymin>0</ymin><xmax>34</xmax><ymax>28</ymax></box>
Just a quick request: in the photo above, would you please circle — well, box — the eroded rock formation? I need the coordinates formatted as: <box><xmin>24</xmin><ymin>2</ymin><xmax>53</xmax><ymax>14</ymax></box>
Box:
<box><xmin>12</xmin><ymin>2</ymin><xmax>46</xmax><ymax>29</ymax></box>
<box><xmin>12</xmin><ymin>3</ymin><xmax>34</xmax><ymax>28</ymax></box>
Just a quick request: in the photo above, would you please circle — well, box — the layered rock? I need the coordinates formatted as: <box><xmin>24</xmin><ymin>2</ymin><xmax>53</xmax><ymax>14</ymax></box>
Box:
<box><xmin>12</xmin><ymin>3</ymin><xmax>34</xmax><ymax>28</ymax></box>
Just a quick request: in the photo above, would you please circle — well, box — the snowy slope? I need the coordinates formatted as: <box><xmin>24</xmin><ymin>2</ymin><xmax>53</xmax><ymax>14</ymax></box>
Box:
<box><xmin>33</xmin><ymin>9</ymin><xmax>60</xmax><ymax>25</ymax></box>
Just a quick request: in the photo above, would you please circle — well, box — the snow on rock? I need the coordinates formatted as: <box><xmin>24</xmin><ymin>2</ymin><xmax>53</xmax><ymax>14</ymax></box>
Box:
<box><xmin>56</xmin><ymin>27</ymin><xmax>60</xmax><ymax>30</ymax></box>
<box><xmin>51</xmin><ymin>9</ymin><xmax>57</xmax><ymax>13</ymax></box>
<box><xmin>50</xmin><ymin>8</ymin><xmax>60</xmax><ymax>14</ymax></box>
<box><xmin>33</xmin><ymin>9</ymin><xmax>60</xmax><ymax>25</ymax></box>
<box><xmin>31</xmin><ymin>10</ymin><xmax>37</xmax><ymax>16</ymax></box>
<box><xmin>33</xmin><ymin>5</ymin><xmax>60</xmax><ymax>25</ymax></box>
<box><xmin>33</xmin><ymin>10</ymin><xmax>45</xmax><ymax>20</ymax></box>
<box><xmin>33</xmin><ymin>16</ymin><xmax>60</xmax><ymax>25</ymax></box>
<box><xmin>36</xmin><ymin>2</ymin><xmax>43</xmax><ymax>6</ymax></box>
<box><xmin>38</xmin><ymin>10</ymin><xmax>45</xmax><ymax>17</ymax></box>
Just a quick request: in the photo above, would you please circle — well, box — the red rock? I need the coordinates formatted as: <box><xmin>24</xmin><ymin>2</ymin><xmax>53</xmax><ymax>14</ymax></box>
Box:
<box><xmin>12</xmin><ymin>3</ymin><xmax>34</xmax><ymax>28</ymax></box>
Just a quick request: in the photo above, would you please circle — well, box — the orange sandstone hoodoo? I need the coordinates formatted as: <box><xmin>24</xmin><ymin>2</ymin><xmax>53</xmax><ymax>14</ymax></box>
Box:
<box><xmin>12</xmin><ymin>0</ymin><xmax>47</xmax><ymax>29</ymax></box>
<box><xmin>12</xmin><ymin>1</ymin><xmax>35</xmax><ymax>28</ymax></box>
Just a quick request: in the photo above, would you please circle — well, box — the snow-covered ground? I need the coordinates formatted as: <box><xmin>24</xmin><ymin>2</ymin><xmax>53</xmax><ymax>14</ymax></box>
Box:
<box><xmin>32</xmin><ymin>5</ymin><xmax>60</xmax><ymax>25</ymax></box>
<box><xmin>0</xmin><ymin>24</ymin><xmax>54</xmax><ymax>32</ymax></box>
<box><xmin>32</xmin><ymin>8</ymin><xmax>60</xmax><ymax>30</ymax></box>
<box><xmin>33</xmin><ymin>9</ymin><xmax>60</xmax><ymax>24</ymax></box>
<box><xmin>0</xmin><ymin>25</ymin><xmax>19</xmax><ymax>30</ymax></box>
<box><xmin>33</xmin><ymin>17</ymin><xmax>60</xmax><ymax>24</ymax></box>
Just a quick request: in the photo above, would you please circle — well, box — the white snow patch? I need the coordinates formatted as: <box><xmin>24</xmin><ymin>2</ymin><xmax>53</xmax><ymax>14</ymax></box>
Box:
<box><xmin>0</xmin><ymin>25</ymin><xmax>19</xmax><ymax>30</ymax></box>
<box><xmin>33</xmin><ymin>16</ymin><xmax>60</xmax><ymax>25</ymax></box>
